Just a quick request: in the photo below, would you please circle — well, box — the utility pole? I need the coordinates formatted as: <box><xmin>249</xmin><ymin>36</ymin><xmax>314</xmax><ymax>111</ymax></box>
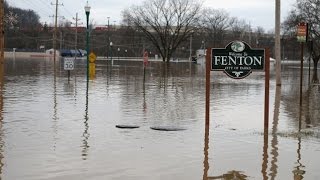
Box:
<box><xmin>49</xmin><ymin>15</ymin><xmax>55</xmax><ymax>26</ymax></box>
<box><xmin>60</xmin><ymin>31</ymin><xmax>63</xmax><ymax>50</ymax></box>
<box><xmin>51</xmin><ymin>0</ymin><xmax>63</xmax><ymax>63</ymax></box>
<box><xmin>107</xmin><ymin>17</ymin><xmax>110</xmax><ymax>59</ymax></box>
<box><xmin>275</xmin><ymin>0</ymin><xmax>281</xmax><ymax>86</ymax></box>
<box><xmin>0</xmin><ymin>0</ymin><xmax>4</xmax><ymax>64</ymax></box>
<box><xmin>72</xmin><ymin>13</ymin><xmax>82</xmax><ymax>56</ymax></box>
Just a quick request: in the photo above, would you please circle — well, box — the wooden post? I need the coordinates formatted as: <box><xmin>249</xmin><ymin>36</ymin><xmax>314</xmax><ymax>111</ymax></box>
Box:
<box><xmin>264</xmin><ymin>49</ymin><xmax>270</xmax><ymax>129</ymax></box>
<box><xmin>275</xmin><ymin>0</ymin><xmax>281</xmax><ymax>86</ymax></box>
<box><xmin>205</xmin><ymin>48</ymin><xmax>211</xmax><ymax>126</ymax></box>
<box><xmin>67</xmin><ymin>70</ymin><xmax>70</xmax><ymax>82</ymax></box>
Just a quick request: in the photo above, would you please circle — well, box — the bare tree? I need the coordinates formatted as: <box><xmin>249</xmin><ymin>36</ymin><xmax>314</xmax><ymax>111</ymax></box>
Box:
<box><xmin>201</xmin><ymin>8</ymin><xmax>230</xmax><ymax>47</ymax></box>
<box><xmin>283</xmin><ymin>0</ymin><xmax>320</xmax><ymax>82</ymax></box>
<box><xmin>123</xmin><ymin>0</ymin><xmax>202</xmax><ymax>62</ymax></box>
<box><xmin>253</xmin><ymin>26</ymin><xmax>266</xmax><ymax>47</ymax></box>
<box><xmin>229</xmin><ymin>17</ymin><xmax>251</xmax><ymax>41</ymax></box>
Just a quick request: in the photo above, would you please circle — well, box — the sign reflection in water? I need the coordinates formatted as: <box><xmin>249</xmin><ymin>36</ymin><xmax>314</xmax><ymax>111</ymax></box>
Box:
<box><xmin>203</xmin><ymin>83</ymin><xmax>311</xmax><ymax>179</ymax></box>
<box><xmin>0</xmin><ymin>64</ymin><xmax>4</xmax><ymax>177</ymax></box>
<box><xmin>0</xmin><ymin>58</ymin><xmax>319</xmax><ymax>180</ymax></box>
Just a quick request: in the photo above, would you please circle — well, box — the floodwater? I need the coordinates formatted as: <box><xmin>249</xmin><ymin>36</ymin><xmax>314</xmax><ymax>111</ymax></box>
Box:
<box><xmin>0</xmin><ymin>57</ymin><xmax>319</xmax><ymax>180</ymax></box>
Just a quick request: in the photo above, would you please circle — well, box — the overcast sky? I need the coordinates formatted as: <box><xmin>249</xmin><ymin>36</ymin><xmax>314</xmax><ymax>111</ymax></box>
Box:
<box><xmin>6</xmin><ymin>0</ymin><xmax>296</xmax><ymax>31</ymax></box>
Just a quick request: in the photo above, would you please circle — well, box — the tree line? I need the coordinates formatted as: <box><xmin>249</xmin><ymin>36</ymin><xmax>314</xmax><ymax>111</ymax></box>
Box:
<box><xmin>283</xmin><ymin>0</ymin><xmax>320</xmax><ymax>82</ymax></box>
<box><xmin>4</xmin><ymin>0</ymin><xmax>315</xmax><ymax>65</ymax></box>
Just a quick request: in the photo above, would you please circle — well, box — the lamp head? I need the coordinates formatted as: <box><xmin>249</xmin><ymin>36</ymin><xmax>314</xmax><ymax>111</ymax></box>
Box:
<box><xmin>84</xmin><ymin>1</ymin><xmax>91</xmax><ymax>14</ymax></box>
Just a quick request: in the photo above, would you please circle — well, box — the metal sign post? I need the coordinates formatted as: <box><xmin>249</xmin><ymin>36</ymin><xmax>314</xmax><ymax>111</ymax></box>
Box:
<box><xmin>143</xmin><ymin>51</ymin><xmax>149</xmax><ymax>83</ymax></box>
<box><xmin>64</xmin><ymin>58</ymin><xmax>75</xmax><ymax>81</ymax></box>
<box><xmin>297</xmin><ymin>22</ymin><xmax>308</xmax><ymax>106</ymax></box>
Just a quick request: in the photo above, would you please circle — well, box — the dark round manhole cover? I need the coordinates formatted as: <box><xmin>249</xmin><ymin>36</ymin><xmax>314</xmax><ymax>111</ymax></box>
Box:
<box><xmin>150</xmin><ymin>126</ymin><xmax>186</xmax><ymax>131</ymax></box>
<box><xmin>115</xmin><ymin>125</ymin><xmax>140</xmax><ymax>129</ymax></box>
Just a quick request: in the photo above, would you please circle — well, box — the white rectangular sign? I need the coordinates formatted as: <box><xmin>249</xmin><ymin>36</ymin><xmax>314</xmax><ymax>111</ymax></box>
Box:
<box><xmin>64</xmin><ymin>58</ymin><xmax>74</xmax><ymax>70</ymax></box>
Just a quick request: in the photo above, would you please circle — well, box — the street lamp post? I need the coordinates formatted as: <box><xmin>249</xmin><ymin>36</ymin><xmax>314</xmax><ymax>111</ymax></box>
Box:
<box><xmin>110</xmin><ymin>42</ymin><xmax>113</xmax><ymax>65</ymax></box>
<box><xmin>107</xmin><ymin>17</ymin><xmax>110</xmax><ymax>59</ymax></box>
<box><xmin>84</xmin><ymin>1</ymin><xmax>91</xmax><ymax>80</ymax></box>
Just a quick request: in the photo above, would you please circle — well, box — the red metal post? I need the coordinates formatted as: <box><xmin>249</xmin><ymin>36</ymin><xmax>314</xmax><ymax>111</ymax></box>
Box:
<box><xmin>300</xmin><ymin>43</ymin><xmax>304</xmax><ymax>106</ymax></box>
<box><xmin>264</xmin><ymin>49</ymin><xmax>270</xmax><ymax>129</ymax></box>
<box><xmin>205</xmin><ymin>48</ymin><xmax>211</xmax><ymax>126</ymax></box>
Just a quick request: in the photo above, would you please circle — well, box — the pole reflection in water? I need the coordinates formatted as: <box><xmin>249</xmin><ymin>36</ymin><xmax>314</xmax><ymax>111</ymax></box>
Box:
<box><xmin>0</xmin><ymin>64</ymin><xmax>4</xmax><ymax>178</ymax></box>
<box><xmin>261</xmin><ymin>127</ymin><xmax>269</xmax><ymax>180</ymax></box>
<box><xmin>202</xmin><ymin>124</ymin><xmax>209</xmax><ymax>180</ymax></box>
<box><xmin>1</xmin><ymin>59</ymin><xmax>319</xmax><ymax>179</ymax></box>
<box><xmin>82</xmin><ymin>80</ymin><xmax>90</xmax><ymax>160</ymax></box>
<box><xmin>269</xmin><ymin>86</ymin><xmax>281</xmax><ymax>179</ymax></box>
<box><xmin>292</xmin><ymin>108</ymin><xmax>305</xmax><ymax>179</ymax></box>
<box><xmin>53</xmin><ymin>64</ymin><xmax>58</xmax><ymax>150</ymax></box>
<box><xmin>143</xmin><ymin>80</ymin><xmax>147</xmax><ymax>114</ymax></box>
<box><xmin>202</xmin><ymin>121</ymin><xmax>248</xmax><ymax>179</ymax></box>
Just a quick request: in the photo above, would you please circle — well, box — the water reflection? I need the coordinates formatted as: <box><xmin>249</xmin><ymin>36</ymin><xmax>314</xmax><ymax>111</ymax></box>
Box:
<box><xmin>281</xmin><ymin>68</ymin><xmax>320</xmax><ymax>129</ymax></box>
<box><xmin>304</xmin><ymin>84</ymin><xmax>320</xmax><ymax>128</ymax></box>
<box><xmin>292</xmin><ymin>108</ymin><xmax>306</xmax><ymax>179</ymax></box>
<box><xmin>203</xmin><ymin>123</ymin><xmax>209</xmax><ymax>180</ymax></box>
<box><xmin>143</xmin><ymin>79</ymin><xmax>147</xmax><ymax>115</ymax></box>
<box><xmin>203</xmin><ymin>123</ymin><xmax>248</xmax><ymax>180</ymax></box>
<box><xmin>292</xmin><ymin>136</ymin><xmax>305</xmax><ymax>179</ymax></box>
<box><xmin>207</xmin><ymin>171</ymin><xmax>248</xmax><ymax>179</ymax></box>
<box><xmin>261</xmin><ymin>128</ymin><xmax>269</xmax><ymax>180</ymax></box>
<box><xmin>82</xmin><ymin>80</ymin><xmax>90</xmax><ymax>160</ymax></box>
<box><xmin>270</xmin><ymin>86</ymin><xmax>281</xmax><ymax>179</ymax></box>
<box><xmin>1</xmin><ymin>59</ymin><xmax>319</xmax><ymax>179</ymax></box>
<box><xmin>52</xmin><ymin>65</ymin><xmax>58</xmax><ymax>150</ymax></box>
<box><xmin>0</xmin><ymin>64</ymin><xmax>4</xmax><ymax>178</ymax></box>
<box><xmin>262</xmin><ymin>81</ymin><xmax>315</xmax><ymax>180</ymax></box>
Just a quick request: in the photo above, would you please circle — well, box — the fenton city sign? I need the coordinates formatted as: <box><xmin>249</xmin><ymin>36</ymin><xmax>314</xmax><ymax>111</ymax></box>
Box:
<box><xmin>212</xmin><ymin>41</ymin><xmax>265</xmax><ymax>79</ymax></box>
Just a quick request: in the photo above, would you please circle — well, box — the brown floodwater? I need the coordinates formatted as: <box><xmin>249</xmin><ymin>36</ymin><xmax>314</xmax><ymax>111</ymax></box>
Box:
<box><xmin>0</xmin><ymin>57</ymin><xmax>319</xmax><ymax>180</ymax></box>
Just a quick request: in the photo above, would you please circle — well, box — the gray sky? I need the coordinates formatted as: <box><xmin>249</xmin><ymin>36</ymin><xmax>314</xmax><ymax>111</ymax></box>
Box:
<box><xmin>6</xmin><ymin>0</ymin><xmax>296</xmax><ymax>31</ymax></box>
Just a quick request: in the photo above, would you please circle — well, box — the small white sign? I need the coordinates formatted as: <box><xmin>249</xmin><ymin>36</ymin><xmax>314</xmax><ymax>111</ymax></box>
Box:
<box><xmin>64</xmin><ymin>58</ymin><xmax>74</xmax><ymax>70</ymax></box>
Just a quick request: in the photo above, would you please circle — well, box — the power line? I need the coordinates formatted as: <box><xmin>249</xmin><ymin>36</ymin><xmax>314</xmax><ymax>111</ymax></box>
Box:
<box><xmin>38</xmin><ymin>0</ymin><xmax>54</xmax><ymax>10</ymax></box>
<box><xmin>8</xmin><ymin>0</ymin><xmax>53</xmax><ymax>19</ymax></box>
<box><xmin>60</xmin><ymin>5</ymin><xmax>74</xmax><ymax>19</ymax></box>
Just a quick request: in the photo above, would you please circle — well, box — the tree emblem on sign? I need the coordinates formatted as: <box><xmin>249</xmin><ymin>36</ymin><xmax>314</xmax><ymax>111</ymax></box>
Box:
<box><xmin>231</xmin><ymin>41</ymin><xmax>245</xmax><ymax>52</ymax></box>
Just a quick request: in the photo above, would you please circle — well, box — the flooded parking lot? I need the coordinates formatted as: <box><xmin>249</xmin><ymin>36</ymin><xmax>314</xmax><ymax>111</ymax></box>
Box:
<box><xmin>0</xmin><ymin>57</ymin><xmax>319</xmax><ymax>179</ymax></box>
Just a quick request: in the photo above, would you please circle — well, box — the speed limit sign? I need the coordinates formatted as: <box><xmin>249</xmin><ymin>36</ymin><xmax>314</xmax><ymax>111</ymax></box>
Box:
<box><xmin>64</xmin><ymin>58</ymin><xmax>74</xmax><ymax>70</ymax></box>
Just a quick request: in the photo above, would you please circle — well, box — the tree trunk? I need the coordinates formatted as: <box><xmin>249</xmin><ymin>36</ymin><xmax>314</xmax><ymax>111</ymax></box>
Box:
<box><xmin>166</xmin><ymin>55</ymin><xmax>171</xmax><ymax>63</ymax></box>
